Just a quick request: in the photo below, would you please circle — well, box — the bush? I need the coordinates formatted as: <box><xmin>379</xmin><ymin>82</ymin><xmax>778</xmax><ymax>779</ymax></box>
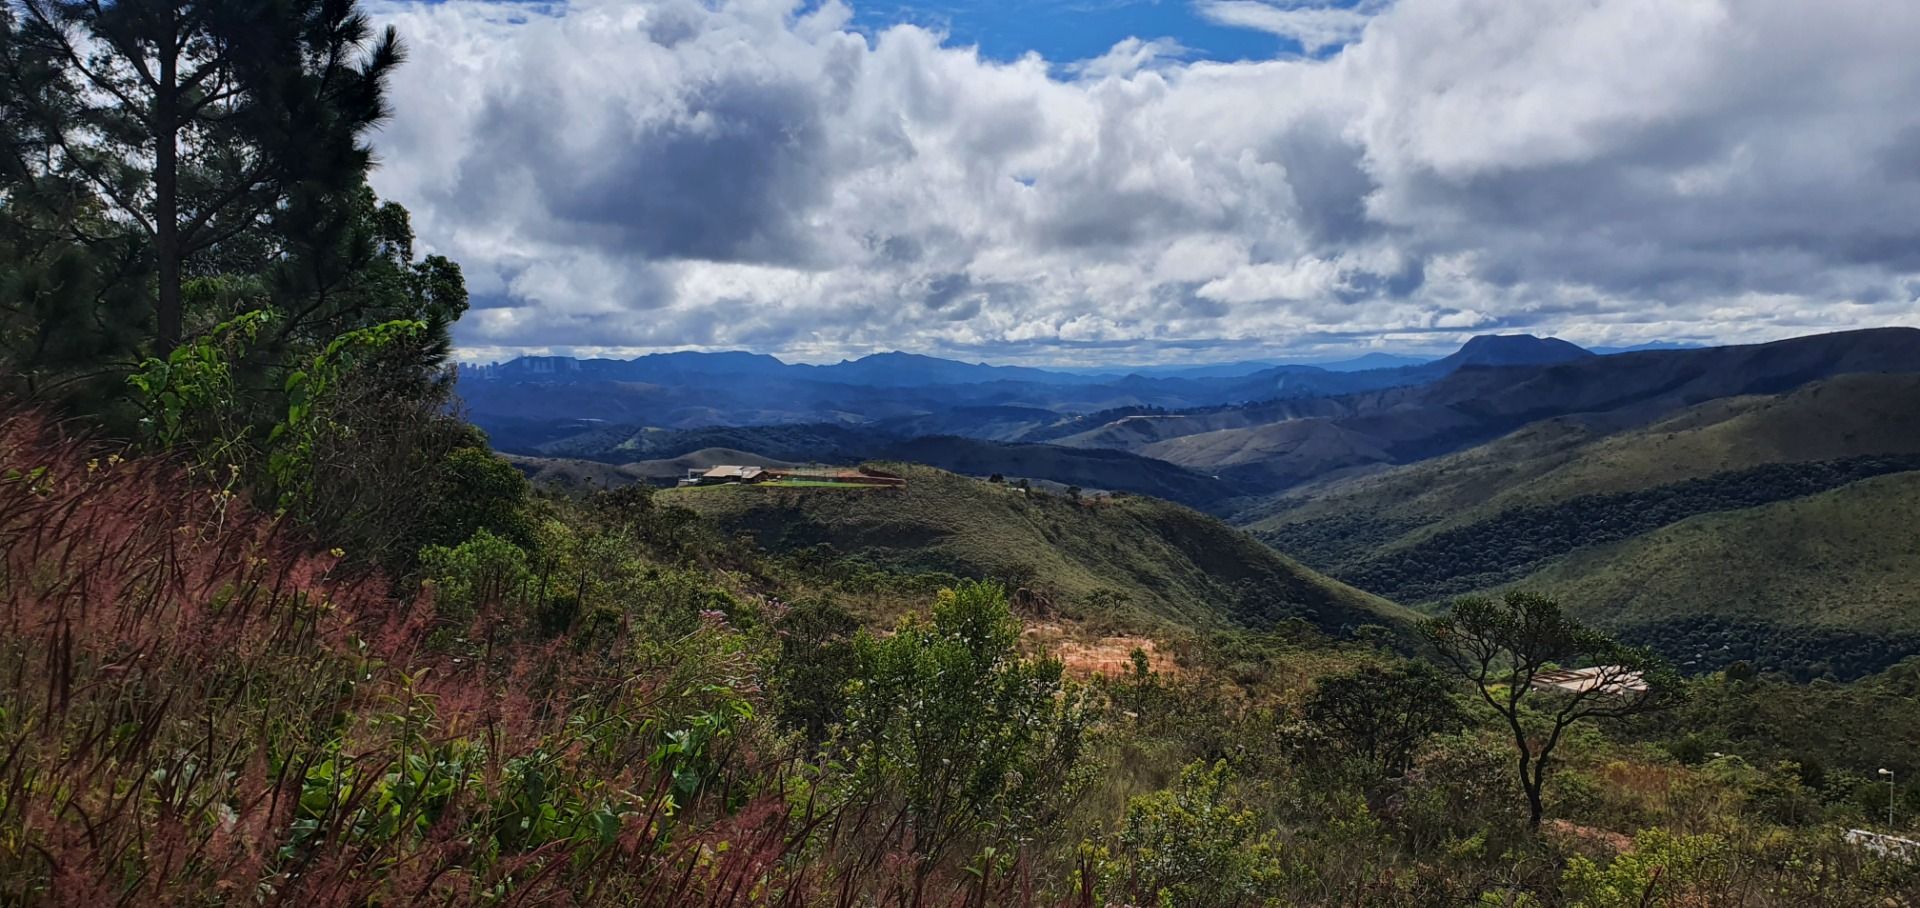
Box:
<box><xmin>831</xmin><ymin>581</ymin><xmax>1094</xmax><ymax>883</ymax></box>
<box><xmin>1561</xmin><ymin>828</ymin><xmax>1730</xmax><ymax>907</ymax></box>
<box><xmin>769</xmin><ymin>597</ymin><xmax>861</xmax><ymax>745</ymax></box>
<box><xmin>1300</xmin><ymin>661</ymin><xmax>1465</xmax><ymax>781</ymax></box>
<box><xmin>1093</xmin><ymin>759</ymin><xmax>1291</xmax><ymax>906</ymax></box>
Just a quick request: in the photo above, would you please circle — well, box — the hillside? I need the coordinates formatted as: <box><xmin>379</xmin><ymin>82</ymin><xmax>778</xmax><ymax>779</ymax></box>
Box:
<box><xmin>1139</xmin><ymin>418</ymin><xmax>1396</xmax><ymax>488</ymax></box>
<box><xmin>512</xmin><ymin>424</ymin><xmax>1245</xmax><ymax>508</ymax></box>
<box><xmin>662</xmin><ymin>464</ymin><xmax>1410</xmax><ymax>635</ymax></box>
<box><xmin>18</xmin><ymin>2</ymin><xmax>1920</xmax><ymax>900</ymax></box>
<box><xmin>1067</xmin><ymin>328</ymin><xmax>1920</xmax><ymax>494</ymax></box>
<box><xmin>504</xmin><ymin>448</ymin><xmax>801</xmax><ymax>490</ymax></box>
<box><xmin>1247</xmin><ymin>372</ymin><xmax>1920</xmax><ymax>589</ymax></box>
<box><xmin>1517</xmin><ymin>470</ymin><xmax>1920</xmax><ymax>680</ymax></box>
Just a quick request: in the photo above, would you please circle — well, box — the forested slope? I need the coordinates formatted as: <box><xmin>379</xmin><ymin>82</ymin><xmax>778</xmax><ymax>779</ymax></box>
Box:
<box><xmin>1520</xmin><ymin>470</ymin><xmax>1920</xmax><ymax>679</ymax></box>
<box><xmin>1248</xmin><ymin>374</ymin><xmax>1920</xmax><ymax>609</ymax></box>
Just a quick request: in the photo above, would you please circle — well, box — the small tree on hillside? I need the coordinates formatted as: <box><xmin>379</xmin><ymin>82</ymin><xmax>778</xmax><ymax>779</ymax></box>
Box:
<box><xmin>834</xmin><ymin>581</ymin><xmax>1093</xmax><ymax>893</ymax></box>
<box><xmin>1423</xmin><ymin>591</ymin><xmax>1679</xmax><ymax>828</ymax></box>
<box><xmin>1302</xmin><ymin>661</ymin><xmax>1465</xmax><ymax>780</ymax></box>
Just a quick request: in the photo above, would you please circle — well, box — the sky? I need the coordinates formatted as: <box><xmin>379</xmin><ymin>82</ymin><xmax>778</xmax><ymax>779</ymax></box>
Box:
<box><xmin>362</xmin><ymin>0</ymin><xmax>1920</xmax><ymax>365</ymax></box>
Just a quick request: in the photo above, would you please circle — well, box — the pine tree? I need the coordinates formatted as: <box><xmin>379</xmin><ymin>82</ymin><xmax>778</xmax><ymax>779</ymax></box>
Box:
<box><xmin>8</xmin><ymin>0</ymin><xmax>403</xmax><ymax>354</ymax></box>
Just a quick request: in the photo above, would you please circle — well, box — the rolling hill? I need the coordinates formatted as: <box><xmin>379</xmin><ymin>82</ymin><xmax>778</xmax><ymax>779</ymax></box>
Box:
<box><xmin>508</xmin><ymin>424</ymin><xmax>1246</xmax><ymax>509</ymax></box>
<box><xmin>661</xmin><ymin>464</ymin><xmax>1411</xmax><ymax>636</ymax></box>
<box><xmin>1246</xmin><ymin>371</ymin><xmax>1920</xmax><ymax>567</ymax></box>
<box><xmin>1240</xmin><ymin>372</ymin><xmax>1920</xmax><ymax>676</ymax></box>
<box><xmin>1088</xmin><ymin>327</ymin><xmax>1920</xmax><ymax>494</ymax></box>
<box><xmin>1517</xmin><ymin>470</ymin><xmax>1920</xmax><ymax>680</ymax></box>
<box><xmin>504</xmin><ymin>448</ymin><xmax>801</xmax><ymax>490</ymax></box>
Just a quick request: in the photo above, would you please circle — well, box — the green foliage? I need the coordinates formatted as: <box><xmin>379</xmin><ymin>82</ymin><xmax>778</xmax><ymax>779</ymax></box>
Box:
<box><xmin>1093</xmin><ymin>760</ymin><xmax>1290</xmax><ymax>906</ymax></box>
<box><xmin>418</xmin><ymin>447</ymin><xmax>537</xmax><ymax>549</ymax></box>
<box><xmin>835</xmin><ymin>581</ymin><xmax>1094</xmax><ymax>871</ymax></box>
<box><xmin>1301</xmin><ymin>661</ymin><xmax>1466</xmax><ymax>779</ymax></box>
<box><xmin>1398</xmin><ymin>733</ymin><xmax>1529</xmax><ymax>853</ymax></box>
<box><xmin>769</xmin><ymin>598</ymin><xmax>861</xmax><ymax>744</ymax></box>
<box><xmin>1425</xmin><ymin>591</ymin><xmax>1681</xmax><ymax>827</ymax></box>
<box><xmin>126</xmin><ymin>309</ymin><xmax>275</xmax><ymax>458</ymax></box>
<box><xmin>1561</xmin><ymin>828</ymin><xmax>1730</xmax><ymax>907</ymax></box>
<box><xmin>265</xmin><ymin>318</ymin><xmax>428</xmax><ymax>507</ymax></box>
<box><xmin>420</xmin><ymin>529</ymin><xmax>532</xmax><ymax>626</ymax></box>
<box><xmin>1635</xmin><ymin>658</ymin><xmax>1920</xmax><ymax>799</ymax></box>
<box><xmin>288</xmin><ymin>736</ymin><xmax>478</xmax><ymax>859</ymax></box>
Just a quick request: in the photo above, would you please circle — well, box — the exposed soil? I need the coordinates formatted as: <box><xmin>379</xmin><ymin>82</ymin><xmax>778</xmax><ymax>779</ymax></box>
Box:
<box><xmin>1022</xmin><ymin>621</ymin><xmax>1179</xmax><ymax>679</ymax></box>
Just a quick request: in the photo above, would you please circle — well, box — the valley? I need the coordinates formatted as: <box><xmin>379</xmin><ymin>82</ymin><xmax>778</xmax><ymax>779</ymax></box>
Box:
<box><xmin>11</xmin><ymin>2</ymin><xmax>1920</xmax><ymax>901</ymax></box>
<box><xmin>476</xmin><ymin>329</ymin><xmax>1920</xmax><ymax>679</ymax></box>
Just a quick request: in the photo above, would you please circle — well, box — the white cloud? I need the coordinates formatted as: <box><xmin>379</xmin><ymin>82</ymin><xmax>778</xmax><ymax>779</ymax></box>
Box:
<box><xmin>1069</xmin><ymin>36</ymin><xmax>1189</xmax><ymax>79</ymax></box>
<box><xmin>1193</xmin><ymin>1</ymin><xmax>1386</xmax><ymax>54</ymax></box>
<box><xmin>364</xmin><ymin>0</ymin><xmax>1920</xmax><ymax>364</ymax></box>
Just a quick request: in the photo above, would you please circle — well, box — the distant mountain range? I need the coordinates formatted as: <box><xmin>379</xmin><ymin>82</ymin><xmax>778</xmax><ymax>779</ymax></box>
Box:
<box><xmin>471</xmin><ymin>327</ymin><xmax>1920</xmax><ymax>505</ymax></box>
<box><xmin>480</xmin><ymin>326</ymin><xmax>1920</xmax><ymax>679</ymax></box>
<box><xmin>459</xmin><ymin>333</ymin><xmax>1595</xmax><ymax>435</ymax></box>
<box><xmin>462</xmin><ymin>349</ymin><xmax>1440</xmax><ymax>387</ymax></box>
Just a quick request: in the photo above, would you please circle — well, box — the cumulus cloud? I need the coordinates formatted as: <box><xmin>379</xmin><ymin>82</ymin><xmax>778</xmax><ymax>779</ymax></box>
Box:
<box><xmin>364</xmin><ymin>0</ymin><xmax>1920</xmax><ymax>363</ymax></box>
<box><xmin>1193</xmin><ymin>1</ymin><xmax>1385</xmax><ymax>55</ymax></box>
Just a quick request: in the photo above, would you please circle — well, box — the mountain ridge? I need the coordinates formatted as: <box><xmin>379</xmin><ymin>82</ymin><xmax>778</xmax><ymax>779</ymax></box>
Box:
<box><xmin>664</xmin><ymin>463</ymin><xmax>1412</xmax><ymax>636</ymax></box>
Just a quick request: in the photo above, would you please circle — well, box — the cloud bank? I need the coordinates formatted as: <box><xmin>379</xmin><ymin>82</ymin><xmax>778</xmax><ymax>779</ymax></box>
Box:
<box><xmin>365</xmin><ymin>0</ymin><xmax>1920</xmax><ymax>363</ymax></box>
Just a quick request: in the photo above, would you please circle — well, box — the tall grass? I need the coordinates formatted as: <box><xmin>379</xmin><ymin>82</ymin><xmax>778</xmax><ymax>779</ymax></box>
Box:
<box><xmin>0</xmin><ymin>409</ymin><xmax>1107</xmax><ymax>906</ymax></box>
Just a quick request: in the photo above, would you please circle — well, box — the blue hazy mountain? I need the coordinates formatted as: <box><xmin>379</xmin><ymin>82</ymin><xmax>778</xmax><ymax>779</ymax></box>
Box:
<box><xmin>459</xmin><ymin>335</ymin><xmax>1592</xmax><ymax>433</ymax></box>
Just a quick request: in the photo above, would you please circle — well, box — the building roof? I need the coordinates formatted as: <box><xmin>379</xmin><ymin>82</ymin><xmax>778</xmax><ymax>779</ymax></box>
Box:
<box><xmin>702</xmin><ymin>465</ymin><xmax>765</xmax><ymax>480</ymax></box>
<box><xmin>1530</xmin><ymin>666</ymin><xmax>1649</xmax><ymax>696</ymax></box>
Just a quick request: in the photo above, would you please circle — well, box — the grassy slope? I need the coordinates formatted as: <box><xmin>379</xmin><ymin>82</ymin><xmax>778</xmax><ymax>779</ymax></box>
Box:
<box><xmin>1245</xmin><ymin>373</ymin><xmax>1920</xmax><ymax>567</ymax></box>
<box><xmin>1235</xmin><ymin>374</ymin><xmax>1920</xmax><ymax>676</ymax></box>
<box><xmin>1520</xmin><ymin>470</ymin><xmax>1920</xmax><ymax>638</ymax></box>
<box><xmin>1250</xmin><ymin>373</ymin><xmax>1920</xmax><ymax>535</ymax></box>
<box><xmin>663</xmin><ymin>463</ymin><xmax>1411</xmax><ymax>636</ymax></box>
<box><xmin>515</xmin><ymin>424</ymin><xmax>1242</xmax><ymax>510</ymax></box>
<box><xmin>1472</xmin><ymin>372</ymin><xmax>1920</xmax><ymax>511</ymax></box>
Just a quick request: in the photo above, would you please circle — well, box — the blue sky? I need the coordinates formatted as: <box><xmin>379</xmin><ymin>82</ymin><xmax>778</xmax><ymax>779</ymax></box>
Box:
<box><xmin>841</xmin><ymin>0</ymin><xmax>1303</xmax><ymax>64</ymax></box>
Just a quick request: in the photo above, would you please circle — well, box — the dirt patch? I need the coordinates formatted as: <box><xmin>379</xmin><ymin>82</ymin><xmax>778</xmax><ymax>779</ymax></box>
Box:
<box><xmin>1022</xmin><ymin>621</ymin><xmax>1178</xmax><ymax>680</ymax></box>
<box><xmin>1544</xmin><ymin>819</ymin><xmax>1635</xmax><ymax>855</ymax></box>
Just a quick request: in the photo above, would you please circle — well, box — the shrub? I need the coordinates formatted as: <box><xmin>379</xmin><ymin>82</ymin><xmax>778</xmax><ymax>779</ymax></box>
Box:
<box><xmin>1093</xmin><ymin>759</ymin><xmax>1290</xmax><ymax>906</ymax></box>
<box><xmin>1300</xmin><ymin>661</ymin><xmax>1466</xmax><ymax>781</ymax></box>
<box><xmin>1561</xmin><ymin>828</ymin><xmax>1730</xmax><ymax>907</ymax></box>
<box><xmin>769</xmin><ymin>597</ymin><xmax>862</xmax><ymax>745</ymax></box>
<box><xmin>831</xmin><ymin>581</ymin><xmax>1094</xmax><ymax>888</ymax></box>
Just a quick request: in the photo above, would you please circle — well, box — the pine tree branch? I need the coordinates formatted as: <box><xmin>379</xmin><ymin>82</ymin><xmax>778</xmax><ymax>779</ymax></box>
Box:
<box><xmin>20</xmin><ymin>2</ymin><xmax>144</xmax><ymax>112</ymax></box>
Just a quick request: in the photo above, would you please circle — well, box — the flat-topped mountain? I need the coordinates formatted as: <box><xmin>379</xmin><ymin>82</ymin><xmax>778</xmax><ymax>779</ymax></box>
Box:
<box><xmin>1439</xmin><ymin>333</ymin><xmax>1594</xmax><ymax>368</ymax></box>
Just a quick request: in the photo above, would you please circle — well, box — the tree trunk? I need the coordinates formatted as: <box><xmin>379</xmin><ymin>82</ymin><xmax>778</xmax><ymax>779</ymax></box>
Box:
<box><xmin>1524</xmin><ymin>775</ymin><xmax>1545</xmax><ymax>829</ymax></box>
<box><xmin>1512</xmin><ymin>723</ymin><xmax>1545</xmax><ymax>829</ymax></box>
<box><xmin>153</xmin><ymin>8</ymin><xmax>181</xmax><ymax>355</ymax></box>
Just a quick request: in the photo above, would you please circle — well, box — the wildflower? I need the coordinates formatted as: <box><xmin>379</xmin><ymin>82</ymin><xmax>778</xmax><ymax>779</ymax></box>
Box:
<box><xmin>329</xmin><ymin>547</ymin><xmax>346</xmax><ymax>558</ymax></box>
